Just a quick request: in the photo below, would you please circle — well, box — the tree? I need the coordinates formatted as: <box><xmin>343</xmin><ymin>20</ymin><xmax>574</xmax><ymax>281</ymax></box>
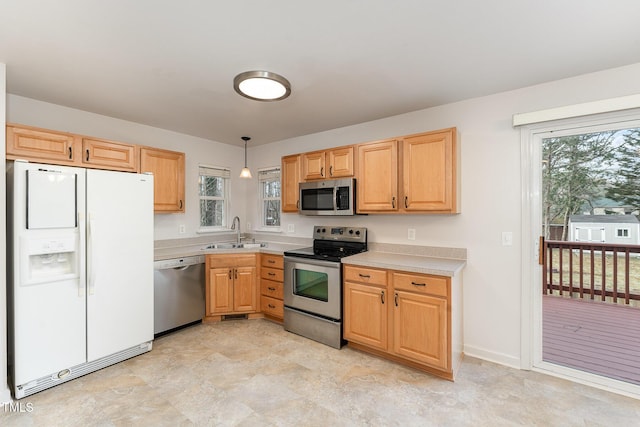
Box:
<box><xmin>606</xmin><ymin>129</ymin><xmax>640</xmax><ymax>211</ymax></box>
<box><xmin>542</xmin><ymin>131</ymin><xmax>617</xmax><ymax>240</ymax></box>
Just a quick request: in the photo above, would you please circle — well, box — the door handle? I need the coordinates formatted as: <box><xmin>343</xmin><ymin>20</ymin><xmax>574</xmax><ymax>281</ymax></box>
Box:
<box><xmin>320</xmin><ymin>167</ymin><xmax>324</xmax><ymax>177</ymax></box>
<box><xmin>68</xmin><ymin>146</ymin><xmax>73</xmax><ymax>159</ymax></box>
<box><xmin>234</xmin><ymin>269</ymin><xmax>238</xmax><ymax>280</ymax></box>
<box><xmin>404</xmin><ymin>196</ymin><xmax>408</xmax><ymax>208</ymax></box>
<box><xmin>228</xmin><ymin>269</ymin><xmax>232</xmax><ymax>279</ymax></box>
<box><xmin>86</xmin><ymin>149</ymin><xmax>90</xmax><ymax>162</ymax></box>
<box><xmin>329</xmin><ymin>165</ymin><xmax>333</xmax><ymax>176</ymax></box>
<box><xmin>394</xmin><ymin>292</ymin><xmax>398</xmax><ymax>307</ymax></box>
<box><xmin>392</xmin><ymin>197</ymin><xmax>396</xmax><ymax>208</ymax></box>
<box><xmin>381</xmin><ymin>290</ymin><xmax>385</xmax><ymax>304</ymax></box>
<box><xmin>179</xmin><ymin>200</ymin><xmax>183</xmax><ymax>209</ymax></box>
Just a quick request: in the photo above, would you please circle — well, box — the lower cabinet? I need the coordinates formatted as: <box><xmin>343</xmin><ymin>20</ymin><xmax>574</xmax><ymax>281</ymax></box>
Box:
<box><xmin>260</xmin><ymin>254</ymin><xmax>284</xmax><ymax>321</ymax></box>
<box><xmin>205</xmin><ymin>254</ymin><xmax>258</xmax><ymax>320</ymax></box>
<box><xmin>343</xmin><ymin>264</ymin><xmax>459</xmax><ymax>380</ymax></box>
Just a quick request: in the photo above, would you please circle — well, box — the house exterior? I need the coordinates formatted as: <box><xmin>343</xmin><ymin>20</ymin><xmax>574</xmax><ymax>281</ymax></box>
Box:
<box><xmin>569</xmin><ymin>214</ymin><xmax>640</xmax><ymax>245</ymax></box>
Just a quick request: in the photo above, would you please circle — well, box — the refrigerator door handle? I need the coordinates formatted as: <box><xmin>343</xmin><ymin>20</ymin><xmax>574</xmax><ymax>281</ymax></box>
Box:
<box><xmin>88</xmin><ymin>213</ymin><xmax>97</xmax><ymax>295</ymax></box>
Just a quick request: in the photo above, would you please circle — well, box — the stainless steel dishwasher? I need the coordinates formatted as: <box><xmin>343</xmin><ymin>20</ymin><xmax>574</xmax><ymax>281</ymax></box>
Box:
<box><xmin>153</xmin><ymin>255</ymin><xmax>205</xmax><ymax>335</ymax></box>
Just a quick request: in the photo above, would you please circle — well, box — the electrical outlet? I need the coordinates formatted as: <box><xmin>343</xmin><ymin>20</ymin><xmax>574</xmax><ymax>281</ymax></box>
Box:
<box><xmin>287</xmin><ymin>224</ymin><xmax>295</xmax><ymax>233</ymax></box>
<box><xmin>179</xmin><ymin>224</ymin><xmax>186</xmax><ymax>234</ymax></box>
<box><xmin>502</xmin><ymin>231</ymin><xmax>513</xmax><ymax>246</ymax></box>
<box><xmin>408</xmin><ymin>228</ymin><xmax>416</xmax><ymax>240</ymax></box>
<box><xmin>246</xmin><ymin>222</ymin><xmax>251</xmax><ymax>231</ymax></box>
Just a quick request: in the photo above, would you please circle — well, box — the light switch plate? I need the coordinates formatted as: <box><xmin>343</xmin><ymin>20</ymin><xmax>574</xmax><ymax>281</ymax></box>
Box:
<box><xmin>502</xmin><ymin>231</ymin><xmax>513</xmax><ymax>246</ymax></box>
<box><xmin>408</xmin><ymin>228</ymin><xmax>416</xmax><ymax>240</ymax></box>
<box><xmin>179</xmin><ymin>224</ymin><xmax>186</xmax><ymax>234</ymax></box>
<box><xmin>287</xmin><ymin>224</ymin><xmax>295</xmax><ymax>233</ymax></box>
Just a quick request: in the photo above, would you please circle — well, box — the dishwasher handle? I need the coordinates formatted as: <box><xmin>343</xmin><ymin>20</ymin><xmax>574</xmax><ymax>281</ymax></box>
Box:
<box><xmin>154</xmin><ymin>255</ymin><xmax>205</xmax><ymax>270</ymax></box>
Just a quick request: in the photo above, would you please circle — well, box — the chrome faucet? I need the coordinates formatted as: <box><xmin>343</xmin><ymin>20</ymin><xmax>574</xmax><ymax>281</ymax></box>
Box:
<box><xmin>231</xmin><ymin>216</ymin><xmax>241</xmax><ymax>244</ymax></box>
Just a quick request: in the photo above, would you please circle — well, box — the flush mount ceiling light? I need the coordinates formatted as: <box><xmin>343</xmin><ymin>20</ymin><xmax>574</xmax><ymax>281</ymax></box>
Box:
<box><xmin>239</xmin><ymin>136</ymin><xmax>252</xmax><ymax>179</ymax></box>
<box><xmin>233</xmin><ymin>70</ymin><xmax>291</xmax><ymax>101</ymax></box>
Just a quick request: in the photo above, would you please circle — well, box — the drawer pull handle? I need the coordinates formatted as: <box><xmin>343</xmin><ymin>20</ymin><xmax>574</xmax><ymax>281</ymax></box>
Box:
<box><xmin>411</xmin><ymin>281</ymin><xmax>426</xmax><ymax>287</ymax></box>
<box><xmin>268</xmin><ymin>260</ymin><xmax>275</xmax><ymax>264</ymax></box>
<box><xmin>381</xmin><ymin>290</ymin><xmax>385</xmax><ymax>304</ymax></box>
<box><xmin>268</xmin><ymin>304</ymin><xmax>276</xmax><ymax>309</ymax></box>
<box><xmin>268</xmin><ymin>272</ymin><xmax>276</xmax><ymax>276</ymax></box>
<box><xmin>267</xmin><ymin>287</ymin><xmax>276</xmax><ymax>291</ymax></box>
<box><xmin>358</xmin><ymin>274</ymin><xmax>371</xmax><ymax>278</ymax></box>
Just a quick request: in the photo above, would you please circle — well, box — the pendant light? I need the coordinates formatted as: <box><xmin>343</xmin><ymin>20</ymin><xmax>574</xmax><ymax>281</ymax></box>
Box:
<box><xmin>239</xmin><ymin>136</ymin><xmax>252</xmax><ymax>179</ymax></box>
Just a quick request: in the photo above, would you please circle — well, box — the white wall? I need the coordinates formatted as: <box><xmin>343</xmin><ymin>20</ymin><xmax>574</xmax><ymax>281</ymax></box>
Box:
<box><xmin>1</xmin><ymin>62</ymin><xmax>10</xmax><ymax>402</ymax></box>
<box><xmin>6</xmin><ymin>95</ymin><xmax>248</xmax><ymax>240</ymax></box>
<box><xmin>6</xmin><ymin>62</ymin><xmax>640</xmax><ymax>372</ymax></box>
<box><xmin>248</xmin><ymin>62</ymin><xmax>640</xmax><ymax>367</ymax></box>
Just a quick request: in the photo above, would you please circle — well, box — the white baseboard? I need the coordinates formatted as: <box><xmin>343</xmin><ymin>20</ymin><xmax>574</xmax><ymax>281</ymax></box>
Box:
<box><xmin>463</xmin><ymin>344</ymin><xmax>521</xmax><ymax>369</ymax></box>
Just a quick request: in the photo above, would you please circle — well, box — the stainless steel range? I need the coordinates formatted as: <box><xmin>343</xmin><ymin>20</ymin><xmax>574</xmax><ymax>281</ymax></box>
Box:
<box><xmin>283</xmin><ymin>225</ymin><xmax>367</xmax><ymax>348</ymax></box>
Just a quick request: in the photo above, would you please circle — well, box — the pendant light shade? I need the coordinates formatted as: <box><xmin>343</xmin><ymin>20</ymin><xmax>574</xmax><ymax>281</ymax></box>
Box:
<box><xmin>240</xmin><ymin>136</ymin><xmax>252</xmax><ymax>179</ymax></box>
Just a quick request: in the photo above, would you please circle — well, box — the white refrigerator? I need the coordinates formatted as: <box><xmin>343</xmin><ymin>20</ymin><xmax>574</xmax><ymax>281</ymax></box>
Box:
<box><xmin>7</xmin><ymin>160</ymin><xmax>154</xmax><ymax>399</ymax></box>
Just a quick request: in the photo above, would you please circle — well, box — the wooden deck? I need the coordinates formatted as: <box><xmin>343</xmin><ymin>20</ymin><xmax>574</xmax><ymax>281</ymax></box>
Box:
<box><xmin>543</xmin><ymin>294</ymin><xmax>640</xmax><ymax>385</ymax></box>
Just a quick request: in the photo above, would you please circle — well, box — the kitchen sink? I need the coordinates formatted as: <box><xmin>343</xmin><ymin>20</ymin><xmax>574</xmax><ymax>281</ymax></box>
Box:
<box><xmin>201</xmin><ymin>242</ymin><xmax>267</xmax><ymax>250</ymax></box>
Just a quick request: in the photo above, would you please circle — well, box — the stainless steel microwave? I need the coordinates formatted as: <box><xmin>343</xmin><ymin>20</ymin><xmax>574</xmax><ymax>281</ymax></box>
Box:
<box><xmin>299</xmin><ymin>178</ymin><xmax>356</xmax><ymax>216</ymax></box>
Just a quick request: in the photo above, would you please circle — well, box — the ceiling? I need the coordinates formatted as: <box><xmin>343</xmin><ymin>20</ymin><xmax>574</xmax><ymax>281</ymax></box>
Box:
<box><xmin>2</xmin><ymin>1</ymin><xmax>640</xmax><ymax>147</ymax></box>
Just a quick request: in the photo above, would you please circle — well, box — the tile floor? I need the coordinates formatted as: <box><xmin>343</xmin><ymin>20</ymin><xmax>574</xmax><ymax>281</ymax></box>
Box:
<box><xmin>2</xmin><ymin>319</ymin><xmax>639</xmax><ymax>426</ymax></box>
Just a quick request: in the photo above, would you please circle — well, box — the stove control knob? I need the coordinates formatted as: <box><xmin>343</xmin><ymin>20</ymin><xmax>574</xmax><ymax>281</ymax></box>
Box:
<box><xmin>322</xmin><ymin>228</ymin><xmax>326</xmax><ymax>233</ymax></box>
<box><xmin>348</xmin><ymin>229</ymin><xmax>353</xmax><ymax>234</ymax></box>
<box><xmin>316</xmin><ymin>228</ymin><xmax>321</xmax><ymax>233</ymax></box>
<box><xmin>355</xmin><ymin>230</ymin><xmax>361</xmax><ymax>236</ymax></box>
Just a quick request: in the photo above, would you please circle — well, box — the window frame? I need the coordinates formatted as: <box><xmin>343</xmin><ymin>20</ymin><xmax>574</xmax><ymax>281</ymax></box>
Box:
<box><xmin>198</xmin><ymin>164</ymin><xmax>230</xmax><ymax>232</ymax></box>
<box><xmin>258</xmin><ymin>166</ymin><xmax>281</xmax><ymax>231</ymax></box>
<box><xmin>616</xmin><ymin>227</ymin><xmax>631</xmax><ymax>238</ymax></box>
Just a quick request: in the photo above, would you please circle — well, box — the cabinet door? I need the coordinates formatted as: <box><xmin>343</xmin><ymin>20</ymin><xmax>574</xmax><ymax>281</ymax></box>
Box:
<box><xmin>344</xmin><ymin>282</ymin><xmax>388</xmax><ymax>350</ymax></box>
<box><xmin>140</xmin><ymin>147</ymin><xmax>185</xmax><ymax>212</ymax></box>
<box><xmin>393</xmin><ymin>290</ymin><xmax>448</xmax><ymax>369</ymax></box>
<box><xmin>208</xmin><ymin>267</ymin><xmax>234</xmax><ymax>314</ymax></box>
<box><xmin>281</xmin><ymin>154</ymin><xmax>301</xmax><ymax>212</ymax></box>
<box><xmin>6</xmin><ymin>125</ymin><xmax>79</xmax><ymax>165</ymax></box>
<box><xmin>82</xmin><ymin>138</ymin><xmax>138</xmax><ymax>172</ymax></box>
<box><xmin>302</xmin><ymin>150</ymin><xmax>326</xmax><ymax>180</ymax></box>
<box><xmin>356</xmin><ymin>139</ymin><xmax>398</xmax><ymax>212</ymax></box>
<box><xmin>402</xmin><ymin>129</ymin><xmax>456</xmax><ymax>212</ymax></box>
<box><xmin>234</xmin><ymin>266</ymin><xmax>257</xmax><ymax>312</ymax></box>
<box><xmin>327</xmin><ymin>146</ymin><xmax>354</xmax><ymax>178</ymax></box>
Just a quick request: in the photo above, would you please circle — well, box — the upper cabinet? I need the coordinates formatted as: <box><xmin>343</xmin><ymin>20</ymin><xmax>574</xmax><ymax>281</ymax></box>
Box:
<box><xmin>6</xmin><ymin>125</ymin><xmax>79</xmax><ymax>166</ymax></box>
<box><xmin>356</xmin><ymin>128</ymin><xmax>458</xmax><ymax>214</ymax></box>
<box><xmin>281</xmin><ymin>154</ymin><xmax>302</xmax><ymax>213</ymax></box>
<box><xmin>356</xmin><ymin>139</ymin><xmax>399</xmax><ymax>212</ymax></box>
<box><xmin>6</xmin><ymin>124</ymin><xmax>139</xmax><ymax>172</ymax></box>
<box><xmin>82</xmin><ymin>137</ymin><xmax>138</xmax><ymax>172</ymax></box>
<box><xmin>140</xmin><ymin>147</ymin><xmax>185</xmax><ymax>213</ymax></box>
<box><xmin>302</xmin><ymin>146</ymin><xmax>354</xmax><ymax>180</ymax></box>
<box><xmin>402</xmin><ymin>129</ymin><xmax>457</xmax><ymax>212</ymax></box>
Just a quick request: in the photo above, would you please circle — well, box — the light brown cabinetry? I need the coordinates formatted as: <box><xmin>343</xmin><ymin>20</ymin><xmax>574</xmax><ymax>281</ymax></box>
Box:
<box><xmin>140</xmin><ymin>147</ymin><xmax>185</xmax><ymax>213</ymax></box>
<box><xmin>260</xmin><ymin>254</ymin><xmax>284</xmax><ymax>321</ymax></box>
<box><xmin>356</xmin><ymin>139</ymin><xmax>398</xmax><ymax>212</ymax></box>
<box><xmin>82</xmin><ymin>137</ymin><xmax>138</xmax><ymax>172</ymax></box>
<box><xmin>6</xmin><ymin>124</ymin><xmax>139</xmax><ymax>172</ymax></box>
<box><xmin>302</xmin><ymin>146</ymin><xmax>354</xmax><ymax>180</ymax></box>
<box><xmin>205</xmin><ymin>254</ymin><xmax>258</xmax><ymax>320</ymax></box>
<box><xmin>356</xmin><ymin>128</ymin><xmax>458</xmax><ymax>214</ymax></box>
<box><xmin>343</xmin><ymin>264</ymin><xmax>458</xmax><ymax>380</ymax></box>
<box><xmin>281</xmin><ymin>154</ymin><xmax>302</xmax><ymax>213</ymax></box>
<box><xmin>343</xmin><ymin>265</ymin><xmax>388</xmax><ymax>350</ymax></box>
<box><xmin>6</xmin><ymin>125</ymin><xmax>79</xmax><ymax>165</ymax></box>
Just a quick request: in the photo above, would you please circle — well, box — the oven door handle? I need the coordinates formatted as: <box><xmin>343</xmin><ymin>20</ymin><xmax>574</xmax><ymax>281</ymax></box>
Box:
<box><xmin>284</xmin><ymin>256</ymin><xmax>340</xmax><ymax>269</ymax></box>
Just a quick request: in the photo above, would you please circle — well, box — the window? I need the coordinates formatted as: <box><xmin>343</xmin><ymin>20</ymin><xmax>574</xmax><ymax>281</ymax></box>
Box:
<box><xmin>259</xmin><ymin>167</ymin><xmax>281</xmax><ymax>228</ymax></box>
<box><xmin>617</xmin><ymin>228</ymin><xmax>630</xmax><ymax>238</ymax></box>
<box><xmin>199</xmin><ymin>165</ymin><xmax>230</xmax><ymax>230</ymax></box>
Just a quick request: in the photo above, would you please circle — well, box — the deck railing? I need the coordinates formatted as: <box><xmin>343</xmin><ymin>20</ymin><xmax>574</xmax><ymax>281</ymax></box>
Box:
<box><xmin>543</xmin><ymin>240</ymin><xmax>640</xmax><ymax>305</ymax></box>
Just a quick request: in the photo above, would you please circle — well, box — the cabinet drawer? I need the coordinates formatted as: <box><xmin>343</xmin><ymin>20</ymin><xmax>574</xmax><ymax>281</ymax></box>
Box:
<box><xmin>261</xmin><ymin>267</ymin><xmax>284</xmax><ymax>282</ymax></box>
<box><xmin>208</xmin><ymin>254</ymin><xmax>256</xmax><ymax>268</ymax></box>
<box><xmin>392</xmin><ymin>272</ymin><xmax>448</xmax><ymax>297</ymax></box>
<box><xmin>261</xmin><ymin>295</ymin><xmax>284</xmax><ymax>318</ymax></box>
<box><xmin>261</xmin><ymin>254</ymin><xmax>284</xmax><ymax>269</ymax></box>
<box><xmin>344</xmin><ymin>265</ymin><xmax>387</xmax><ymax>286</ymax></box>
<box><xmin>261</xmin><ymin>279</ymin><xmax>283</xmax><ymax>299</ymax></box>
